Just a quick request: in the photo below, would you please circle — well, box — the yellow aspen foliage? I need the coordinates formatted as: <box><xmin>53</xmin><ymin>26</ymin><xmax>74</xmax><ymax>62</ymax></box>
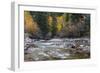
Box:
<box><xmin>56</xmin><ymin>16</ymin><xmax>63</xmax><ymax>31</ymax></box>
<box><xmin>57</xmin><ymin>23</ymin><xmax>62</xmax><ymax>31</ymax></box>
<box><xmin>24</xmin><ymin>11</ymin><xmax>38</xmax><ymax>34</ymax></box>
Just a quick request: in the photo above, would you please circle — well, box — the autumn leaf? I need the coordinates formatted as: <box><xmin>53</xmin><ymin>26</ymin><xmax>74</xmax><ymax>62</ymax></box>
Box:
<box><xmin>24</xmin><ymin>11</ymin><xmax>38</xmax><ymax>34</ymax></box>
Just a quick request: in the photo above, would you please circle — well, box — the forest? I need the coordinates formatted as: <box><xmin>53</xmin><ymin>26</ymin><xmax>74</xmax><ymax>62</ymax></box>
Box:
<box><xmin>24</xmin><ymin>11</ymin><xmax>90</xmax><ymax>40</ymax></box>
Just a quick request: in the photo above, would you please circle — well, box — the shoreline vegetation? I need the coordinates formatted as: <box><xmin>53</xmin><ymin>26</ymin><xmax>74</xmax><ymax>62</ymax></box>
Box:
<box><xmin>24</xmin><ymin>11</ymin><xmax>90</xmax><ymax>61</ymax></box>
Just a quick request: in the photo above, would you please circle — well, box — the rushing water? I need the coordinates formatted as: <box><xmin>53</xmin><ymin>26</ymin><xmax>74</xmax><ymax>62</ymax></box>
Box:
<box><xmin>24</xmin><ymin>37</ymin><xmax>90</xmax><ymax>61</ymax></box>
